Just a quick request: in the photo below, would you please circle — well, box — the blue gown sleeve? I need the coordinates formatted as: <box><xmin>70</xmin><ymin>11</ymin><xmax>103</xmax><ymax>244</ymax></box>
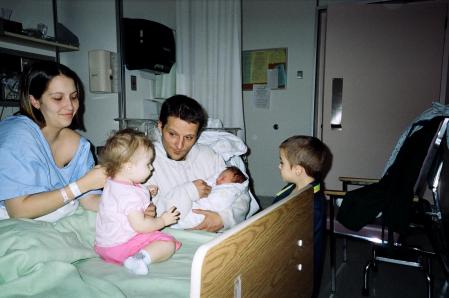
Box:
<box><xmin>0</xmin><ymin>116</ymin><xmax>100</xmax><ymax>204</ymax></box>
<box><xmin>0</xmin><ymin>118</ymin><xmax>53</xmax><ymax>203</ymax></box>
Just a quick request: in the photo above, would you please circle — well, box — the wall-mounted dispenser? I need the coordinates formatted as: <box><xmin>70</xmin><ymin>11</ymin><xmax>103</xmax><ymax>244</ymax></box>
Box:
<box><xmin>122</xmin><ymin>18</ymin><xmax>175</xmax><ymax>74</ymax></box>
<box><xmin>88</xmin><ymin>50</ymin><xmax>118</xmax><ymax>93</ymax></box>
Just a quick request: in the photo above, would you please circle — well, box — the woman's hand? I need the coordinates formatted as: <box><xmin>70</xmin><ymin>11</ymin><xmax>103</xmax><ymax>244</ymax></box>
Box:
<box><xmin>191</xmin><ymin>209</ymin><xmax>224</xmax><ymax>232</ymax></box>
<box><xmin>80</xmin><ymin>165</ymin><xmax>107</xmax><ymax>191</ymax></box>
<box><xmin>4</xmin><ymin>166</ymin><xmax>106</xmax><ymax>220</ymax></box>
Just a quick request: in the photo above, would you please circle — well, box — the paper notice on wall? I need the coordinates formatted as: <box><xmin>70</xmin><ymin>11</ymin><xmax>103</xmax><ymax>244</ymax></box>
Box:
<box><xmin>267</xmin><ymin>68</ymin><xmax>278</xmax><ymax>89</ymax></box>
<box><xmin>252</xmin><ymin>84</ymin><xmax>270</xmax><ymax>109</ymax></box>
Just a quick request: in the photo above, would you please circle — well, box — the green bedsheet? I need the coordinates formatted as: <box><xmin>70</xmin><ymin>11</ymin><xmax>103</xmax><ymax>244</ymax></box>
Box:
<box><xmin>0</xmin><ymin>208</ymin><xmax>216</xmax><ymax>298</ymax></box>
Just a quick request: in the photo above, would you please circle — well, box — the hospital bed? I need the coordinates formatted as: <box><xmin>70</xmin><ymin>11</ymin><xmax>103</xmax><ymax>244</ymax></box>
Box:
<box><xmin>0</xmin><ymin>185</ymin><xmax>313</xmax><ymax>297</ymax></box>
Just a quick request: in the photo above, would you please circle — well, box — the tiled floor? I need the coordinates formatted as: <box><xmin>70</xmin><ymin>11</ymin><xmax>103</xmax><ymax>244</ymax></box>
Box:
<box><xmin>317</xmin><ymin>235</ymin><xmax>449</xmax><ymax>298</ymax></box>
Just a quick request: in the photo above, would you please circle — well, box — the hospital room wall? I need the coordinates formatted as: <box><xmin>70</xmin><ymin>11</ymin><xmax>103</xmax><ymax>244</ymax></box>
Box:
<box><xmin>0</xmin><ymin>0</ymin><xmax>318</xmax><ymax>199</ymax></box>
<box><xmin>242</xmin><ymin>0</ymin><xmax>317</xmax><ymax>197</ymax></box>
<box><xmin>57</xmin><ymin>0</ymin><xmax>119</xmax><ymax>147</ymax></box>
<box><xmin>0</xmin><ymin>0</ymin><xmax>55</xmax><ymax>119</ymax></box>
<box><xmin>0</xmin><ymin>0</ymin><xmax>175</xmax><ymax>146</ymax></box>
<box><xmin>58</xmin><ymin>0</ymin><xmax>176</xmax><ymax>147</ymax></box>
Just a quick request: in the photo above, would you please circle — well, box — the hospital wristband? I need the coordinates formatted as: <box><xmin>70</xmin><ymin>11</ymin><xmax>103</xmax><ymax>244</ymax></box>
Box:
<box><xmin>69</xmin><ymin>182</ymin><xmax>82</xmax><ymax>198</ymax></box>
<box><xmin>60</xmin><ymin>188</ymin><xmax>70</xmax><ymax>204</ymax></box>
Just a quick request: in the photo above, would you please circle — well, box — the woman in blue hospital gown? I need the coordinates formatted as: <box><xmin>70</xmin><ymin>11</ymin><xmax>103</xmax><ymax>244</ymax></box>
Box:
<box><xmin>0</xmin><ymin>61</ymin><xmax>107</xmax><ymax>222</ymax></box>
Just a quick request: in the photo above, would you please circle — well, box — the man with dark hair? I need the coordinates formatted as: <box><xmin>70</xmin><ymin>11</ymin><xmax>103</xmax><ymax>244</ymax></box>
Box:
<box><xmin>147</xmin><ymin>95</ymin><xmax>258</xmax><ymax>232</ymax></box>
<box><xmin>158</xmin><ymin>95</ymin><xmax>207</xmax><ymax>133</ymax></box>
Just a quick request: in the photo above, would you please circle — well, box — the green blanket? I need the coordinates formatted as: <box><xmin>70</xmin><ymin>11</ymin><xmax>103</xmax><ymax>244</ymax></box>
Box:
<box><xmin>0</xmin><ymin>208</ymin><xmax>216</xmax><ymax>298</ymax></box>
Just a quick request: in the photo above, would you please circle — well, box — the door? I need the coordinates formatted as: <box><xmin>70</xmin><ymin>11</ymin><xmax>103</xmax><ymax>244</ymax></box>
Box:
<box><xmin>317</xmin><ymin>1</ymin><xmax>447</xmax><ymax>189</ymax></box>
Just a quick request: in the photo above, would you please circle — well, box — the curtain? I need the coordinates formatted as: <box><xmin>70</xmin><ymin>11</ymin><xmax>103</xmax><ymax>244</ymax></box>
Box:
<box><xmin>175</xmin><ymin>0</ymin><xmax>245</xmax><ymax>133</ymax></box>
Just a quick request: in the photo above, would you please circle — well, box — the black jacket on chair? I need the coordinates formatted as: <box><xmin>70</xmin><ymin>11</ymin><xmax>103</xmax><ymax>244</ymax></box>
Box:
<box><xmin>337</xmin><ymin>116</ymin><xmax>444</xmax><ymax>234</ymax></box>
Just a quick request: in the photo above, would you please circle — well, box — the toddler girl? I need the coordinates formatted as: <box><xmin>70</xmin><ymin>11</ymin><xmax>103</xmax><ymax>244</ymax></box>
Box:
<box><xmin>95</xmin><ymin>128</ymin><xmax>181</xmax><ymax>275</ymax></box>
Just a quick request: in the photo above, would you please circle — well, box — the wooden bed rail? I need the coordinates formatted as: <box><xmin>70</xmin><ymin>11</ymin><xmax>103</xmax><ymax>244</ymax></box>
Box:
<box><xmin>191</xmin><ymin>186</ymin><xmax>314</xmax><ymax>297</ymax></box>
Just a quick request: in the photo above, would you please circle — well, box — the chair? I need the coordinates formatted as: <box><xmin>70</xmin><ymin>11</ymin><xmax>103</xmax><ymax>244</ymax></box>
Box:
<box><xmin>326</xmin><ymin>178</ymin><xmax>401</xmax><ymax>295</ymax></box>
<box><xmin>326</xmin><ymin>112</ymin><xmax>449</xmax><ymax>297</ymax></box>
<box><xmin>422</xmin><ymin>117</ymin><xmax>449</xmax><ymax>282</ymax></box>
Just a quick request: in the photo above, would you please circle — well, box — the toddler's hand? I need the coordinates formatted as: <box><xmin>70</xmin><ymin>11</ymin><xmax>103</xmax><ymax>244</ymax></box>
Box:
<box><xmin>148</xmin><ymin>185</ymin><xmax>158</xmax><ymax>197</ymax></box>
<box><xmin>161</xmin><ymin>206</ymin><xmax>180</xmax><ymax>226</ymax></box>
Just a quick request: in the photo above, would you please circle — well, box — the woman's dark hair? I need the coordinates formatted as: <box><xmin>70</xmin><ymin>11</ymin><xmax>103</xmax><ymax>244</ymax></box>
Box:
<box><xmin>158</xmin><ymin>95</ymin><xmax>207</xmax><ymax>132</ymax></box>
<box><xmin>19</xmin><ymin>61</ymin><xmax>85</xmax><ymax>129</ymax></box>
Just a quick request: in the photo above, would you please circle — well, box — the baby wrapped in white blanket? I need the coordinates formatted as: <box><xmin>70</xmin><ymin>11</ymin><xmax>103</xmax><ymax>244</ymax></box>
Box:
<box><xmin>171</xmin><ymin>166</ymin><xmax>251</xmax><ymax>229</ymax></box>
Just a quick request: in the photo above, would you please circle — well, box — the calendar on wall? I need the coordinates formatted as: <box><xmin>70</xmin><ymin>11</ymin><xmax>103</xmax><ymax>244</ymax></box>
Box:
<box><xmin>242</xmin><ymin>48</ymin><xmax>287</xmax><ymax>91</ymax></box>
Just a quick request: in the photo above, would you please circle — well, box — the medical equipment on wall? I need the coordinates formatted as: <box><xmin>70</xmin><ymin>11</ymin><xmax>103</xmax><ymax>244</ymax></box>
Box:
<box><xmin>88</xmin><ymin>50</ymin><xmax>118</xmax><ymax>93</ymax></box>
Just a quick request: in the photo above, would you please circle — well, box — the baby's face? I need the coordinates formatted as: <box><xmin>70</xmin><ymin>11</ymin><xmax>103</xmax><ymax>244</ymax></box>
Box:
<box><xmin>128</xmin><ymin>146</ymin><xmax>154</xmax><ymax>184</ymax></box>
<box><xmin>215</xmin><ymin>170</ymin><xmax>234</xmax><ymax>185</ymax></box>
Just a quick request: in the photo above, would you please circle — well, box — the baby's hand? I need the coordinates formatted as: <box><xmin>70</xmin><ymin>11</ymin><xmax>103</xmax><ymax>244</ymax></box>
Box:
<box><xmin>148</xmin><ymin>185</ymin><xmax>158</xmax><ymax>197</ymax></box>
<box><xmin>161</xmin><ymin>206</ymin><xmax>180</xmax><ymax>226</ymax></box>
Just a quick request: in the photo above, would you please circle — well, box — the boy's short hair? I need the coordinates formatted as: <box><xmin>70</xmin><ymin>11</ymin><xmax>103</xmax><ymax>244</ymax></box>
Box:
<box><xmin>159</xmin><ymin>94</ymin><xmax>207</xmax><ymax>132</ymax></box>
<box><xmin>226</xmin><ymin>166</ymin><xmax>247</xmax><ymax>184</ymax></box>
<box><xmin>280</xmin><ymin>135</ymin><xmax>331</xmax><ymax>181</ymax></box>
<box><xmin>100</xmin><ymin>128</ymin><xmax>154</xmax><ymax>178</ymax></box>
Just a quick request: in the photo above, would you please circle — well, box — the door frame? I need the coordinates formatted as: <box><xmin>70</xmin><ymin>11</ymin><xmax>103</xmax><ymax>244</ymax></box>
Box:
<box><xmin>315</xmin><ymin>1</ymin><xmax>449</xmax><ymax>140</ymax></box>
<box><xmin>313</xmin><ymin>1</ymin><xmax>449</xmax><ymax>187</ymax></box>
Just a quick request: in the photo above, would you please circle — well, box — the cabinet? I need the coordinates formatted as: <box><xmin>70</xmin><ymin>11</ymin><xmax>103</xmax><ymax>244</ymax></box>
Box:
<box><xmin>0</xmin><ymin>47</ymin><xmax>56</xmax><ymax>107</ymax></box>
<box><xmin>0</xmin><ymin>0</ymin><xmax>79</xmax><ymax>108</ymax></box>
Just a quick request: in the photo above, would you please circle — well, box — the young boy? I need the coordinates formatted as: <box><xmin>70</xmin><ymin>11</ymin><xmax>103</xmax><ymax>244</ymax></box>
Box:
<box><xmin>273</xmin><ymin>135</ymin><xmax>331</xmax><ymax>297</ymax></box>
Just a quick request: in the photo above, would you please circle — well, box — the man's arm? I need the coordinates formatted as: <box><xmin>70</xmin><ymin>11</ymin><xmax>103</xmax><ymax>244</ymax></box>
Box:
<box><xmin>148</xmin><ymin>143</ymin><xmax>224</xmax><ymax>218</ymax></box>
<box><xmin>216</xmin><ymin>190</ymin><xmax>252</xmax><ymax>229</ymax></box>
<box><xmin>195</xmin><ymin>187</ymin><xmax>237</xmax><ymax>210</ymax></box>
<box><xmin>191</xmin><ymin>209</ymin><xmax>224</xmax><ymax>232</ymax></box>
<box><xmin>150</xmin><ymin>180</ymin><xmax>197</xmax><ymax>219</ymax></box>
<box><xmin>192</xmin><ymin>188</ymin><xmax>251</xmax><ymax>231</ymax></box>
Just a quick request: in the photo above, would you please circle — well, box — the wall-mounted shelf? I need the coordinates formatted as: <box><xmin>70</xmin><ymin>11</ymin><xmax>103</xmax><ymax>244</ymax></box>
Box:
<box><xmin>0</xmin><ymin>1</ymin><xmax>79</xmax><ymax>110</ymax></box>
<box><xmin>0</xmin><ymin>30</ymin><xmax>79</xmax><ymax>52</ymax></box>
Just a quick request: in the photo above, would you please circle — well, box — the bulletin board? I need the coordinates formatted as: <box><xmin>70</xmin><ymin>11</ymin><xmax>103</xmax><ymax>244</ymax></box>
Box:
<box><xmin>242</xmin><ymin>48</ymin><xmax>287</xmax><ymax>90</ymax></box>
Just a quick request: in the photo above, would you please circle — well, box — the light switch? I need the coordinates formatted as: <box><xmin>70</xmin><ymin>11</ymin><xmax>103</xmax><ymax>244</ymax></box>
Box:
<box><xmin>131</xmin><ymin>75</ymin><xmax>137</xmax><ymax>90</ymax></box>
